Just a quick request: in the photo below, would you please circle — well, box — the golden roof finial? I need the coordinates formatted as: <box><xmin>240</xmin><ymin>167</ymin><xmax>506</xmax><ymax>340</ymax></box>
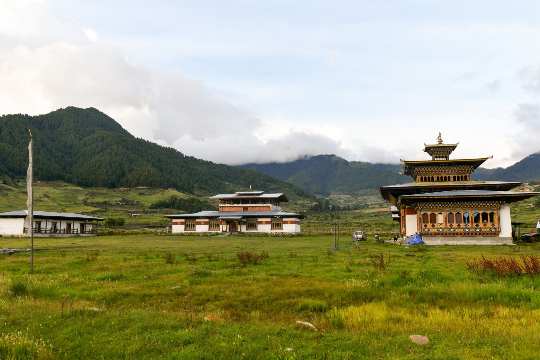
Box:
<box><xmin>437</xmin><ymin>132</ymin><xmax>443</xmax><ymax>144</ymax></box>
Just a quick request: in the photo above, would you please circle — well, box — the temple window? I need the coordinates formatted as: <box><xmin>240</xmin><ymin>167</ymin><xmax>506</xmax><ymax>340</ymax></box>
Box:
<box><xmin>429</xmin><ymin>213</ymin><xmax>437</xmax><ymax>224</ymax></box>
<box><xmin>455</xmin><ymin>212</ymin><xmax>463</xmax><ymax>224</ymax></box>
<box><xmin>422</xmin><ymin>213</ymin><xmax>429</xmax><ymax>225</ymax></box>
<box><xmin>448</xmin><ymin>212</ymin><xmax>455</xmax><ymax>224</ymax></box>
<box><xmin>185</xmin><ymin>219</ymin><xmax>196</xmax><ymax>231</ymax></box>
<box><xmin>209</xmin><ymin>219</ymin><xmax>220</xmax><ymax>231</ymax></box>
<box><xmin>473</xmin><ymin>211</ymin><xmax>481</xmax><ymax>224</ymax></box>
<box><xmin>437</xmin><ymin>213</ymin><xmax>444</xmax><ymax>224</ymax></box>
<box><xmin>481</xmin><ymin>212</ymin><xmax>489</xmax><ymax>224</ymax></box>
<box><xmin>489</xmin><ymin>212</ymin><xmax>495</xmax><ymax>224</ymax></box>
<box><xmin>463</xmin><ymin>211</ymin><xmax>470</xmax><ymax>224</ymax></box>
<box><xmin>246</xmin><ymin>218</ymin><xmax>257</xmax><ymax>231</ymax></box>
<box><xmin>271</xmin><ymin>218</ymin><xmax>283</xmax><ymax>230</ymax></box>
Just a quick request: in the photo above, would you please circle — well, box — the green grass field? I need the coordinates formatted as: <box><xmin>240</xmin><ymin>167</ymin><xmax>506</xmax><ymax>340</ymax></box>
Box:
<box><xmin>2</xmin><ymin>235</ymin><xmax>540</xmax><ymax>359</ymax></box>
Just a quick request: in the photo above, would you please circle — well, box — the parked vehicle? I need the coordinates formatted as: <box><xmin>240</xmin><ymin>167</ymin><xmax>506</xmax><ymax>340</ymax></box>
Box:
<box><xmin>352</xmin><ymin>230</ymin><xmax>365</xmax><ymax>242</ymax></box>
<box><xmin>521</xmin><ymin>233</ymin><xmax>539</xmax><ymax>242</ymax></box>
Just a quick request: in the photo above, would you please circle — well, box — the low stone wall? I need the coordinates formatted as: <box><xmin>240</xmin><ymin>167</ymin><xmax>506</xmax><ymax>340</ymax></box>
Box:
<box><xmin>423</xmin><ymin>236</ymin><xmax>513</xmax><ymax>245</ymax></box>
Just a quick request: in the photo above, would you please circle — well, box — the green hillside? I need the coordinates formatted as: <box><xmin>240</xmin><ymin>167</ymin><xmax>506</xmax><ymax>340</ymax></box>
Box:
<box><xmin>0</xmin><ymin>107</ymin><xmax>309</xmax><ymax>199</ymax></box>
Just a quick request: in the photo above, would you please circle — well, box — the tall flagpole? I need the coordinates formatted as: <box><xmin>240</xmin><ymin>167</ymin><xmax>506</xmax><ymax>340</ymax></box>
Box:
<box><xmin>26</xmin><ymin>129</ymin><xmax>34</xmax><ymax>273</ymax></box>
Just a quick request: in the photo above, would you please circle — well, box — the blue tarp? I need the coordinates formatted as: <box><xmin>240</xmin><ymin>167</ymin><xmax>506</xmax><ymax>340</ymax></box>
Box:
<box><xmin>407</xmin><ymin>233</ymin><xmax>424</xmax><ymax>245</ymax></box>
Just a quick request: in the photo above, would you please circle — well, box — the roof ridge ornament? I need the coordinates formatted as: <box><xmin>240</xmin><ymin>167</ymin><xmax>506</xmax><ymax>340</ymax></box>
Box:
<box><xmin>437</xmin><ymin>132</ymin><xmax>443</xmax><ymax>144</ymax></box>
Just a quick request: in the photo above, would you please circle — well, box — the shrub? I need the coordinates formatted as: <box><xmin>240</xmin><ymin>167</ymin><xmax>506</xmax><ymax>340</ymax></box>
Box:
<box><xmin>467</xmin><ymin>255</ymin><xmax>540</xmax><ymax>277</ymax></box>
<box><xmin>164</xmin><ymin>252</ymin><xmax>176</xmax><ymax>264</ymax></box>
<box><xmin>104</xmin><ymin>217</ymin><xmax>126</xmax><ymax>227</ymax></box>
<box><xmin>9</xmin><ymin>279</ymin><xmax>28</xmax><ymax>297</ymax></box>
<box><xmin>237</xmin><ymin>251</ymin><xmax>269</xmax><ymax>267</ymax></box>
<box><xmin>297</xmin><ymin>299</ymin><xmax>328</xmax><ymax>313</ymax></box>
<box><xmin>150</xmin><ymin>196</ymin><xmax>215</xmax><ymax>212</ymax></box>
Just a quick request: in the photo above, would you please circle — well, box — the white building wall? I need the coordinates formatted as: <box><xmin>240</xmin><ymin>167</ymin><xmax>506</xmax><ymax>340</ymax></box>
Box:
<box><xmin>282</xmin><ymin>222</ymin><xmax>301</xmax><ymax>233</ymax></box>
<box><xmin>257</xmin><ymin>218</ymin><xmax>272</xmax><ymax>233</ymax></box>
<box><xmin>171</xmin><ymin>224</ymin><xmax>184</xmax><ymax>233</ymax></box>
<box><xmin>195</xmin><ymin>224</ymin><xmax>209</xmax><ymax>233</ymax></box>
<box><xmin>0</xmin><ymin>218</ymin><xmax>25</xmax><ymax>236</ymax></box>
<box><xmin>169</xmin><ymin>217</ymin><xmax>302</xmax><ymax>234</ymax></box>
<box><xmin>499</xmin><ymin>204</ymin><xmax>512</xmax><ymax>238</ymax></box>
<box><xmin>405</xmin><ymin>214</ymin><xmax>418</xmax><ymax>236</ymax></box>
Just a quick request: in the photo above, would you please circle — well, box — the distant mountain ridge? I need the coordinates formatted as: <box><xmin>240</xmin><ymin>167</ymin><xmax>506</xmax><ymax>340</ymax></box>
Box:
<box><xmin>0</xmin><ymin>107</ymin><xmax>308</xmax><ymax>199</ymax></box>
<box><xmin>242</xmin><ymin>155</ymin><xmax>408</xmax><ymax>195</ymax></box>
<box><xmin>242</xmin><ymin>153</ymin><xmax>540</xmax><ymax>195</ymax></box>
<box><xmin>474</xmin><ymin>153</ymin><xmax>540</xmax><ymax>182</ymax></box>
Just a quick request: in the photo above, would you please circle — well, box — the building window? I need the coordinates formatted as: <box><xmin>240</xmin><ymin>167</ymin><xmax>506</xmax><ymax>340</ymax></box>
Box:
<box><xmin>473</xmin><ymin>211</ymin><xmax>481</xmax><ymax>224</ymax></box>
<box><xmin>271</xmin><ymin>218</ymin><xmax>283</xmax><ymax>231</ymax></box>
<box><xmin>481</xmin><ymin>212</ymin><xmax>489</xmax><ymax>224</ymax></box>
<box><xmin>209</xmin><ymin>219</ymin><xmax>220</xmax><ymax>231</ymax></box>
<box><xmin>35</xmin><ymin>221</ymin><xmax>42</xmax><ymax>232</ymax></box>
<box><xmin>463</xmin><ymin>211</ymin><xmax>470</xmax><ymax>225</ymax></box>
<box><xmin>429</xmin><ymin>213</ymin><xmax>437</xmax><ymax>224</ymax></box>
<box><xmin>246</xmin><ymin>218</ymin><xmax>257</xmax><ymax>231</ymax></box>
<box><xmin>455</xmin><ymin>212</ymin><xmax>463</xmax><ymax>224</ymax></box>
<box><xmin>51</xmin><ymin>222</ymin><xmax>58</xmax><ymax>233</ymax></box>
<box><xmin>422</xmin><ymin>213</ymin><xmax>429</xmax><ymax>225</ymax></box>
<box><xmin>447</xmin><ymin>212</ymin><xmax>455</xmax><ymax>224</ymax></box>
<box><xmin>185</xmin><ymin>219</ymin><xmax>196</xmax><ymax>231</ymax></box>
<box><xmin>489</xmin><ymin>212</ymin><xmax>495</xmax><ymax>224</ymax></box>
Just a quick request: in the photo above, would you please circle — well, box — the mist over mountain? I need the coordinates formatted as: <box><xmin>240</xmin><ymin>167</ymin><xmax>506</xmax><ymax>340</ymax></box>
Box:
<box><xmin>242</xmin><ymin>155</ymin><xmax>408</xmax><ymax>195</ymax></box>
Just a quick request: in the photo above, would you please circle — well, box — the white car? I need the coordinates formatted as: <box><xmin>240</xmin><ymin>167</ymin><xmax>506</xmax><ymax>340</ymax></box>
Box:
<box><xmin>352</xmin><ymin>230</ymin><xmax>365</xmax><ymax>241</ymax></box>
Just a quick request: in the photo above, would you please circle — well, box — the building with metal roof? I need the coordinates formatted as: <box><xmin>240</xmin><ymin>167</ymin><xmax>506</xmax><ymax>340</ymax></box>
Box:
<box><xmin>166</xmin><ymin>191</ymin><xmax>302</xmax><ymax>234</ymax></box>
<box><xmin>0</xmin><ymin>210</ymin><xmax>103</xmax><ymax>237</ymax></box>
<box><xmin>380</xmin><ymin>134</ymin><xmax>539</xmax><ymax>245</ymax></box>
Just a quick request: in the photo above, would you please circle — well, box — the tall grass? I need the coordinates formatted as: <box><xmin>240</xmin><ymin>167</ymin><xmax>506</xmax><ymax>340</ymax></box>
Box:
<box><xmin>467</xmin><ymin>255</ymin><xmax>540</xmax><ymax>277</ymax></box>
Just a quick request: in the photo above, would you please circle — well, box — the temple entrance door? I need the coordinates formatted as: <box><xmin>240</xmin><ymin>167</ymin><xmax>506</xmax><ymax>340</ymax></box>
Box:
<box><xmin>229</xmin><ymin>222</ymin><xmax>238</xmax><ymax>233</ymax></box>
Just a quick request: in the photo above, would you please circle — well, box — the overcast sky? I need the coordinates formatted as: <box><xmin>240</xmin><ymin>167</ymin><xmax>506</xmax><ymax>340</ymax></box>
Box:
<box><xmin>1</xmin><ymin>0</ymin><xmax>539</xmax><ymax>167</ymax></box>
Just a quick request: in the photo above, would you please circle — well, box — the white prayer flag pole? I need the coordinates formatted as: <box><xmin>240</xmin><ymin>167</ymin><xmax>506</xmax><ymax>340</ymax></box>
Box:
<box><xmin>26</xmin><ymin>129</ymin><xmax>34</xmax><ymax>273</ymax></box>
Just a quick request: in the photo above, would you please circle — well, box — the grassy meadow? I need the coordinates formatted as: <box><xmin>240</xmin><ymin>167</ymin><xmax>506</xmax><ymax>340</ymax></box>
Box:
<box><xmin>2</xmin><ymin>235</ymin><xmax>540</xmax><ymax>359</ymax></box>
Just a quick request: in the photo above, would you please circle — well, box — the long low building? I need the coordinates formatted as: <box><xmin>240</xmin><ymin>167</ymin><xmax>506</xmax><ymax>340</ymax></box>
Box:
<box><xmin>166</xmin><ymin>191</ymin><xmax>303</xmax><ymax>234</ymax></box>
<box><xmin>0</xmin><ymin>210</ymin><xmax>103</xmax><ymax>237</ymax></box>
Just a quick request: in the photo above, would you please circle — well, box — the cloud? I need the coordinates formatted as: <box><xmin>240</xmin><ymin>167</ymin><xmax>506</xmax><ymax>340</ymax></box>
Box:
<box><xmin>0</xmin><ymin>42</ymin><xmax>349</xmax><ymax>164</ymax></box>
<box><xmin>519</xmin><ymin>66</ymin><xmax>540</xmax><ymax>94</ymax></box>
<box><xmin>512</xmin><ymin>66</ymin><xmax>540</xmax><ymax>156</ymax></box>
<box><xmin>83</xmin><ymin>28</ymin><xmax>98</xmax><ymax>42</ymax></box>
<box><xmin>0</xmin><ymin>1</ymin><xmax>350</xmax><ymax>165</ymax></box>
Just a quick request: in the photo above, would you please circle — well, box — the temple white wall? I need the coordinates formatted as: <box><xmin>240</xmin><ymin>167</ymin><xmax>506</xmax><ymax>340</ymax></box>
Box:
<box><xmin>405</xmin><ymin>214</ymin><xmax>418</xmax><ymax>236</ymax></box>
<box><xmin>170</xmin><ymin>218</ymin><xmax>301</xmax><ymax>234</ymax></box>
<box><xmin>283</xmin><ymin>223</ymin><xmax>301</xmax><ymax>233</ymax></box>
<box><xmin>257</xmin><ymin>220</ymin><xmax>272</xmax><ymax>233</ymax></box>
<box><xmin>499</xmin><ymin>204</ymin><xmax>512</xmax><ymax>238</ymax></box>
<box><xmin>195</xmin><ymin>224</ymin><xmax>208</xmax><ymax>232</ymax></box>
<box><xmin>0</xmin><ymin>218</ymin><xmax>25</xmax><ymax>236</ymax></box>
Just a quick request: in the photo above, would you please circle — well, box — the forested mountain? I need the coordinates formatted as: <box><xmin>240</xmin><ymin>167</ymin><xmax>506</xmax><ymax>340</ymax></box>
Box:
<box><xmin>243</xmin><ymin>153</ymin><xmax>540</xmax><ymax>195</ymax></box>
<box><xmin>0</xmin><ymin>107</ymin><xmax>308</xmax><ymax>198</ymax></box>
<box><xmin>474</xmin><ymin>153</ymin><xmax>540</xmax><ymax>182</ymax></box>
<box><xmin>241</xmin><ymin>155</ymin><xmax>408</xmax><ymax>195</ymax></box>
